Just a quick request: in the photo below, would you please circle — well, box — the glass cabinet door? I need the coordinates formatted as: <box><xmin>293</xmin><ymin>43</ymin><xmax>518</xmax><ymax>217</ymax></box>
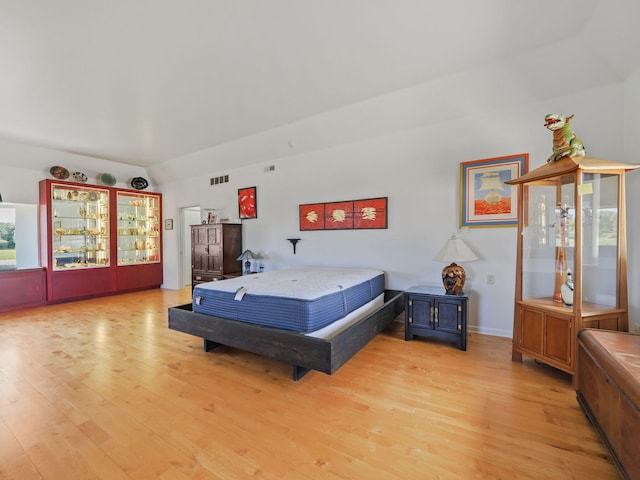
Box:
<box><xmin>521</xmin><ymin>173</ymin><xmax>576</xmax><ymax>304</ymax></box>
<box><xmin>51</xmin><ymin>183</ymin><xmax>110</xmax><ymax>269</ymax></box>
<box><xmin>116</xmin><ymin>192</ymin><xmax>161</xmax><ymax>265</ymax></box>
<box><xmin>580</xmin><ymin>172</ymin><xmax>619</xmax><ymax>309</ymax></box>
<box><xmin>521</xmin><ymin>171</ymin><xmax>620</xmax><ymax>310</ymax></box>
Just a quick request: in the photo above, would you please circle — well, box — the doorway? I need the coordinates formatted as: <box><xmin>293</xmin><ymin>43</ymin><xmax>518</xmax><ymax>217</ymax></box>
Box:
<box><xmin>179</xmin><ymin>206</ymin><xmax>201</xmax><ymax>288</ymax></box>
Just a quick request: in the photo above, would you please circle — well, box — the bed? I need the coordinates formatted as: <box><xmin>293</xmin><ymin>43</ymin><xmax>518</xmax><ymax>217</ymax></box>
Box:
<box><xmin>168</xmin><ymin>267</ymin><xmax>405</xmax><ymax>380</ymax></box>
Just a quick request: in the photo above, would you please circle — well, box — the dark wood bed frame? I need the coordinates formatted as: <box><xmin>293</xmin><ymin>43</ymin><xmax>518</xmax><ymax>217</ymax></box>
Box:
<box><xmin>168</xmin><ymin>289</ymin><xmax>404</xmax><ymax>380</ymax></box>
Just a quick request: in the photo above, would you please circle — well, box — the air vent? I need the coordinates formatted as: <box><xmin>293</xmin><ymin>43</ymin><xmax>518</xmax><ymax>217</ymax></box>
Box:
<box><xmin>210</xmin><ymin>175</ymin><xmax>229</xmax><ymax>186</ymax></box>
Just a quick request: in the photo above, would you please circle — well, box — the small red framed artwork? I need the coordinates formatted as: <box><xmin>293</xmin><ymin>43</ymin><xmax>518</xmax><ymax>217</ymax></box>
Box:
<box><xmin>324</xmin><ymin>201</ymin><xmax>354</xmax><ymax>230</ymax></box>
<box><xmin>353</xmin><ymin>197</ymin><xmax>387</xmax><ymax>229</ymax></box>
<box><xmin>299</xmin><ymin>203</ymin><xmax>325</xmax><ymax>230</ymax></box>
<box><xmin>299</xmin><ymin>197</ymin><xmax>388</xmax><ymax>231</ymax></box>
<box><xmin>238</xmin><ymin>186</ymin><xmax>257</xmax><ymax>219</ymax></box>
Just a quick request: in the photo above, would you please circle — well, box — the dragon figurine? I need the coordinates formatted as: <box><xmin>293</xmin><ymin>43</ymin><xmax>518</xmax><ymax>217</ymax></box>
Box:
<box><xmin>544</xmin><ymin>113</ymin><xmax>586</xmax><ymax>162</ymax></box>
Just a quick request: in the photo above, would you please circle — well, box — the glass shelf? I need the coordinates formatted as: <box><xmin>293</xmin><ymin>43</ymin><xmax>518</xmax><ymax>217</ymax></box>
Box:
<box><xmin>50</xmin><ymin>184</ymin><xmax>110</xmax><ymax>270</ymax></box>
<box><xmin>116</xmin><ymin>191</ymin><xmax>161</xmax><ymax>265</ymax></box>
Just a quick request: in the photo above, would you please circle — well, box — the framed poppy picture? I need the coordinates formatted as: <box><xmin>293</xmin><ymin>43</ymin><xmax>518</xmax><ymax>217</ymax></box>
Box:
<box><xmin>460</xmin><ymin>154</ymin><xmax>528</xmax><ymax>228</ymax></box>
<box><xmin>238</xmin><ymin>186</ymin><xmax>257</xmax><ymax>219</ymax></box>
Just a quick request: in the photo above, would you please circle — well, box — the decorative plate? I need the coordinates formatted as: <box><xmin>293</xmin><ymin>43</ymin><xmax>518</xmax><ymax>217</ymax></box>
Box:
<box><xmin>50</xmin><ymin>166</ymin><xmax>70</xmax><ymax>179</ymax></box>
<box><xmin>130</xmin><ymin>177</ymin><xmax>149</xmax><ymax>190</ymax></box>
<box><xmin>72</xmin><ymin>171</ymin><xmax>88</xmax><ymax>183</ymax></box>
<box><xmin>99</xmin><ymin>173</ymin><xmax>117</xmax><ymax>186</ymax></box>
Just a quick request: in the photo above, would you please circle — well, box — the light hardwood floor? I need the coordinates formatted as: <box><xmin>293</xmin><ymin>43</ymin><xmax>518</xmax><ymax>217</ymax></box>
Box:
<box><xmin>0</xmin><ymin>288</ymin><xmax>619</xmax><ymax>479</ymax></box>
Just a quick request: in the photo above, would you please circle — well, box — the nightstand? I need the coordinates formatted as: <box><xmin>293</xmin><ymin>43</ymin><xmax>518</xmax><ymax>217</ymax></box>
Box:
<box><xmin>405</xmin><ymin>285</ymin><xmax>468</xmax><ymax>351</ymax></box>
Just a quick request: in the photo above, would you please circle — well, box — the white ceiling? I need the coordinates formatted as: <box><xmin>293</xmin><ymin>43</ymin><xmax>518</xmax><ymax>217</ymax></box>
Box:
<box><xmin>1</xmin><ymin>0</ymin><xmax>638</xmax><ymax>172</ymax></box>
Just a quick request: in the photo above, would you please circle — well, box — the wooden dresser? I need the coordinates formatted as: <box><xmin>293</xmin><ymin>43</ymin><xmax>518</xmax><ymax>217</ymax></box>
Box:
<box><xmin>191</xmin><ymin>223</ymin><xmax>242</xmax><ymax>288</ymax></box>
<box><xmin>576</xmin><ymin>329</ymin><xmax>640</xmax><ymax>480</ymax></box>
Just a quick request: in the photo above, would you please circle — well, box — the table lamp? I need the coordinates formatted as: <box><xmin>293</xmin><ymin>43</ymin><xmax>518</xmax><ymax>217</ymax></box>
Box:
<box><xmin>237</xmin><ymin>249</ymin><xmax>259</xmax><ymax>275</ymax></box>
<box><xmin>433</xmin><ymin>234</ymin><xmax>478</xmax><ymax>295</ymax></box>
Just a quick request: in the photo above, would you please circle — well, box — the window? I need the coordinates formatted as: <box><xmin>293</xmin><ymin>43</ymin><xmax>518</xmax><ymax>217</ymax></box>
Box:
<box><xmin>0</xmin><ymin>203</ymin><xmax>39</xmax><ymax>270</ymax></box>
<box><xmin>0</xmin><ymin>205</ymin><xmax>15</xmax><ymax>270</ymax></box>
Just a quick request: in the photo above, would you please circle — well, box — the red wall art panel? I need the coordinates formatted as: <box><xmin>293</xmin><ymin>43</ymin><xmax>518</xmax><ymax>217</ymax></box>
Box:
<box><xmin>324</xmin><ymin>201</ymin><xmax>354</xmax><ymax>230</ymax></box>
<box><xmin>238</xmin><ymin>186</ymin><xmax>257</xmax><ymax>219</ymax></box>
<box><xmin>299</xmin><ymin>197</ymin><xmax>387</xmax><ymax>231</ymax></box>
<box><xmin>353</xmin><ymin>197</ymin><xmax>387</xmax><ymax>229</ymax></box>
<box><xmin>299</xmin><ymin>203</ymin><xmax>325</xmax><ymax>230</ymax></box>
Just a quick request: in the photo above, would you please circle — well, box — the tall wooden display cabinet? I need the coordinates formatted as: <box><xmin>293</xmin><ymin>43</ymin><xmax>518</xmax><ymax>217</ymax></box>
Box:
<box><xmin>506</xmin><ymin>156</ymin><xmax>638</xmax><ymax>380</ymax></box>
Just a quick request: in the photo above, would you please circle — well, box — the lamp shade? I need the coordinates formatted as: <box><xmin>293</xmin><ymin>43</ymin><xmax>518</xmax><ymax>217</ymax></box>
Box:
<box><xmin>433</xmin><ymin>234</ymin><xmax>478</xmax><ymax>263</ymax></box>
<box><xmin>237</xmin><ymin>249</ymin><xmax>259</xmax><ymax>275</ymax></box>
<box><xmin>237</xmin><ymin>249</ymin><xmax>259</xmax><ymax>261</ymax></box>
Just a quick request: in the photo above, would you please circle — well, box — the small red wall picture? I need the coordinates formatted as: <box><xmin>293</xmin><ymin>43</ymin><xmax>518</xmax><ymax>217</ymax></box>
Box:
<box><xmin>353</xmin><ymin>197</ymin><xmax>387</xmax><ymax>229</ymax></box>
<box><xmin>324</xmin><ymin>201</ymin><xmax>354</xmax><ymax>230</ymax></box>
<box><xmin>299</xmin><ymin>203</ymin><xmax>325</xmax><ymax>230</ymax></box>
<box><xmin>238</xmin><ymin>186</ymin><xmax>257</xmax><ymax>219</ymax></box>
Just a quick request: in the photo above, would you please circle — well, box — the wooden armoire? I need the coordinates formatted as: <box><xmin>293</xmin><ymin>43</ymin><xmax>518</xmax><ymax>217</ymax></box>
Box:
<box><xmin>191</xmin><ymin>223</ymin><xmax>242</xmax><ymax>288</ymax></box>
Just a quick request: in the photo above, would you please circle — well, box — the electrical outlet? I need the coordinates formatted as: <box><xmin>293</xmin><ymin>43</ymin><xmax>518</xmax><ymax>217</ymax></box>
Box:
<box><xmin>487</xmin><ymin>274</ymin><xmax>495</xmax><ymax>285</ymax></box>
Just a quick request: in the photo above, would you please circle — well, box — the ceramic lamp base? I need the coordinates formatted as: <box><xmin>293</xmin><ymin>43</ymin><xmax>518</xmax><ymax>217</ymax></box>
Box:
<box><xmin>442</xmin><ymin>262</ymin><xmax>466</xmax><ymax>295</ymax></box>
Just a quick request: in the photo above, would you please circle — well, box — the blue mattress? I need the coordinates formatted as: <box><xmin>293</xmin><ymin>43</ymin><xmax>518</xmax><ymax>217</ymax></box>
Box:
<box><xmin>192</xmin><ymin>267</ymin><xmax>385</xmax><ymax>333</ymax></box>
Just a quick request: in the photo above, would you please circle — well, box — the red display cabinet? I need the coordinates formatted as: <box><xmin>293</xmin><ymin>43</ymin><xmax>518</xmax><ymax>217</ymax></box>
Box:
<box><xmin>39</xmin><ymin>179</ymin><xmax>162</xmax><ymax>303</ymax></box>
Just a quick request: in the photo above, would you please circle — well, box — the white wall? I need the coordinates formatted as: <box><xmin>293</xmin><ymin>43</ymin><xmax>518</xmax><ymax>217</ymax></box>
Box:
<box><xmin>0</xmin><ymin>139</ymin><xmax>153</xmax><ymax>205</ymax></box>
<box><xmin>159</xmin><ymin>82</ymin><xmax>625</xmax><ymax>338</ymax></box>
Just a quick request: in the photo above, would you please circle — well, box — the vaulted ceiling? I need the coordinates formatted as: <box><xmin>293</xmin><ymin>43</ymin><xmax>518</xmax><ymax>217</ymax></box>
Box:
<box><xmin>1</xmin><ymin>0</ymin><xmax>638</xmax><ymax>176</ymax></box>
